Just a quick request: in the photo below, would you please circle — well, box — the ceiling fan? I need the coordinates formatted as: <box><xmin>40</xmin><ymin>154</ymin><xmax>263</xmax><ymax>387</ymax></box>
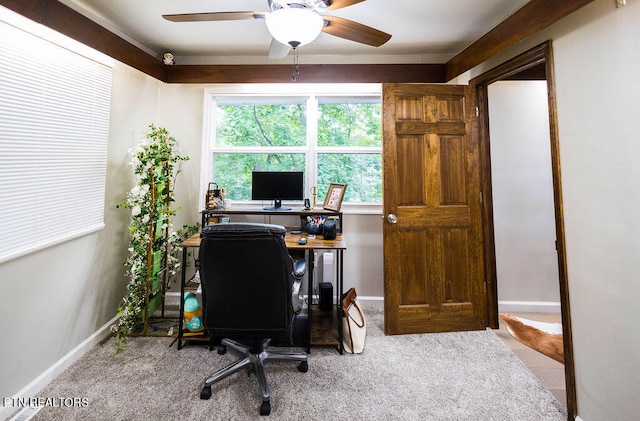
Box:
<box><xmin>163</xmin><ymin>0</ymin><xmax>392</xmax><ymax>59</ymax></box>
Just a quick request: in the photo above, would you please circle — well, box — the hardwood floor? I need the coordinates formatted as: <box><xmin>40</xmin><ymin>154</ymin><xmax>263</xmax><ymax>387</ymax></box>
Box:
<box><xmin>495</xmin><ymin>312</ymin><xmax>566</xmax><ymax>408</ymax></box>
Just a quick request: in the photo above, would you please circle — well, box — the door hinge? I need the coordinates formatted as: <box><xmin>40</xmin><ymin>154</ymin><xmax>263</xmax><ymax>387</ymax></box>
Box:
<box><xmin>475</xmin><ymin>106</ymin><xmax>479</xmax><ymax>117</ymax></box>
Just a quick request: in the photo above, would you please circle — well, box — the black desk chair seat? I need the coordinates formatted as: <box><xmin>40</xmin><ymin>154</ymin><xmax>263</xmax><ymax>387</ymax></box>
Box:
<box><xmin>198</xmin><ymin>223</ymin><xmax>308</xmax><ymax>416</ymax></box>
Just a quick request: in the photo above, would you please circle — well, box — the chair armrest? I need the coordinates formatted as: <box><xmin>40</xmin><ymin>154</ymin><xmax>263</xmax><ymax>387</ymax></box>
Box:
<box><xmin>292</xmin><ymin>258</ymin><xmax>306</xmax><ymax>279</ymax></box>
<box><xmin>291</xmin><ymin>258</ymin><xmax>306</xmax><ymax>314</ymax></box>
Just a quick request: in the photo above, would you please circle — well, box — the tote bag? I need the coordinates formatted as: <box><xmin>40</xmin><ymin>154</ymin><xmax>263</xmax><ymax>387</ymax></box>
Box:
<box><xmin>342</xmin><ymin>288</ymin><xmax>366</xmax><ymax>354</ymax></box>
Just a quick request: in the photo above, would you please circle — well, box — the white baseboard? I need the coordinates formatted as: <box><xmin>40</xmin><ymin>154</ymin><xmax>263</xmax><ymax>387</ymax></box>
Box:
<box><xmin>498</xmin><ymin>300</ymin><xmax>561</xmax><ymax>313</ymax></box>
<box><xmin>0</xmin><ymin>315</ymin><xmax>118</xmax><ymax>421</ymax></box>
<box><xmin>358</xmin><ymin>296</ymin><xmax>384</xmax><ymax>309</ymax></box>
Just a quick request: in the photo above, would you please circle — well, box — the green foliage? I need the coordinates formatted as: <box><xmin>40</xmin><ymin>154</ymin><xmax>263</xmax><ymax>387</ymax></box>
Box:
<box><xmin>217</xmin><ymin>104</ymin><xmax>306</xmax><ymax>147</ymax></box>
<box><xmin>213</xmin><ymin>153</ymin><xmax>306</xmax><ymax>201</ymax></box>
<box><xmin>317</xmin><ymin>154</ymin><xmax>382</xmax><ymax>203</ymax></box>
<box><xmin>318</xmin><ymin>103</ymin><xmax>382</xmax><ymax>147</ymax></box>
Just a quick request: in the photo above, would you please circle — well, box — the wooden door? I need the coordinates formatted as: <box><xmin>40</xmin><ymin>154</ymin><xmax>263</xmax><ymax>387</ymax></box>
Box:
<box><xmin>382</xmin><ymin>84</ymin><xmax>486</xmax><ymax>335</ymax></box>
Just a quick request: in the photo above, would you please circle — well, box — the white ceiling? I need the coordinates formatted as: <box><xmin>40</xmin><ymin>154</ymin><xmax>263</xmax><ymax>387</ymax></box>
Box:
<box><xmin>56</xmin><ymin>0</ymin><xmax>531</xmax><ymax>65</ymax></box>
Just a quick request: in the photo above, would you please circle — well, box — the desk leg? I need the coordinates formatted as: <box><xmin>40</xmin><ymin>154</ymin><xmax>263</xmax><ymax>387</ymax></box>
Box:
<box><xmin>306</xmin><ymin>248</ymin><xmax>314</xmax><ymax>354</ymax></box>
<box><xmin>337</xmin><ymin>250</ymin><xmax>344</xmax><ymax>355</ymax></box>
<box><xmin>177</xmin><ymin>247</ymin><xmax>187</xmax><ymax>350</ymax></box>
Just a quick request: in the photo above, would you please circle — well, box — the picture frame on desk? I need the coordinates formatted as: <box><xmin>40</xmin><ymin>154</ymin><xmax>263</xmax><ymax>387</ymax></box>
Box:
<box><xmin>323</xmin><ymin>183</ymin><xmax>347</xmax><ymax>211</ymax></box>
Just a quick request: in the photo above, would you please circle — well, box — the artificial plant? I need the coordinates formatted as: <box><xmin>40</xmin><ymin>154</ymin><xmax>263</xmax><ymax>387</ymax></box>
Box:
<box><xmin>112</xmin><ymin>124</ymin><xmax>189</xmax><ymax>353</ymax></box>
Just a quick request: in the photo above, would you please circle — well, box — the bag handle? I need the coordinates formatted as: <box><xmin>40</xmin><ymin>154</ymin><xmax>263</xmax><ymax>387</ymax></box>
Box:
<box><xmin>346</xmin><ymin>301</ymin><xmax>365</xmax><ymax>328</ymax></box>
<box><xmin>342</xmin><ymin>287</ymin><xmax>357</xmax><ymax>311</ymax></box>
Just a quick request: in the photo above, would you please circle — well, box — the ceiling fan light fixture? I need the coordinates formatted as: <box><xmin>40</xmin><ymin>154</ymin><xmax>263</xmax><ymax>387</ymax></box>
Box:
<box><xmin>265</xmin><ymin>8</ymin><xmax>324</xmax><ymax>48</ymax></box>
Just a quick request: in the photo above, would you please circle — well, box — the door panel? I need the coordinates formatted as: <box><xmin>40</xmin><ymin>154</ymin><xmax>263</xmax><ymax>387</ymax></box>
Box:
<box><xmin>383</xmin><ymin>83</ymin><xmax>485</xmax><ymax>335</ymax></box>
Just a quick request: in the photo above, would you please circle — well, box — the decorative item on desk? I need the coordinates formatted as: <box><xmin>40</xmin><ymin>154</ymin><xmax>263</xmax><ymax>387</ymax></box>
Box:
<box><xmin>310</xmin><ymin>186</ymin><xmax>318</xmax><ymax>208</ymax></box>
<box><xmin>307</xmin><ymin>223</ymin><xmax>321</xmax><ymax>235</ymax></box>
<box><xmin>323</xmin><ymin>183</ymin><xmax>347</xmax><ymax>211</ymax></box>
<box><xmin>305</xmin><ymin>215</ymin><xmax>324</xmax><ymax>234</ymax></box>
<box><xmin>205</xmin><ymin>182</ymin><xmax>226</xmax><ymax>210</ymax></box>
<box><xmin>322</xmin><ymin>220</ymin><xmax>337</xmax><ymax>240</ymax></box>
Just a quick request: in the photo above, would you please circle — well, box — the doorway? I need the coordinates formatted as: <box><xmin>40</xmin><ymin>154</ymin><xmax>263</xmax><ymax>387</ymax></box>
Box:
<box><xmin>488</xmin><ymin>79</ymin><xmax>560</xmax><ymax>310</ymax></box>
<box><xmin>470</xmin><ymin>41</ymin><xmax>577</xmax><ymax>419</ymax></box>
<box><xmin>488</xmin><ymin>78</ymin><xmax>566</xmax><ymax>407</ymax></box>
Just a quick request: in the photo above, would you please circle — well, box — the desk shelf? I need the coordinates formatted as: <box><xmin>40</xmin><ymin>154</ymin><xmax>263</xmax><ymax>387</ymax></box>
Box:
<box><xmin>310</xmin><ymin>304</ymin><xmax>340</xmax><ymax>347</ymax></box>
<box><xmin>201</xmin><ymin>207</ymin><xmax>343</xmax><ymax>234</ymax></box>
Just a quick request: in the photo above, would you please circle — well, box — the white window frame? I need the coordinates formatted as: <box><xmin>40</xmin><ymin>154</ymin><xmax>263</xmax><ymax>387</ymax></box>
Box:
<box><xmin>201</xmin><ymin>84</ymin><xmax>383</xmax><ymax>214</ymax></box>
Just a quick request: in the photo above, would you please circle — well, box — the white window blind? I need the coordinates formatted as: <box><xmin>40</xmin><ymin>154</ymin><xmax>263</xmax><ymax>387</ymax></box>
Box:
<box><xmin>0</xmin><ymin>20</ymin><xmax>112</xmax><ymax>263</ymax></box>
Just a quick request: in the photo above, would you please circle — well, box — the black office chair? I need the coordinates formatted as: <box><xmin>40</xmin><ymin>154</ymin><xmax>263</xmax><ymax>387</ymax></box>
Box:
<box><xmin>198</xmin><ymin>223</ymin><xmax>309</xmax><ymax>416</ymax></box>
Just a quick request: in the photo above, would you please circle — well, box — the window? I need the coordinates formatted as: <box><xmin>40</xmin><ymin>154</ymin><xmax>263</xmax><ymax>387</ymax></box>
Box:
<box><xmin>0</xmin><ymin>15</ymin><xmax>112</xmax><ymax>263</ymax></box>
<box><xmin>317</xmin><ymin>98</ymin><xmax>382</xmax><ymax>204</ymax></box>
<box><xmin>202</xmin><ymin>85</ymin><xmax>382</xmax><ymax>211</ymax></box>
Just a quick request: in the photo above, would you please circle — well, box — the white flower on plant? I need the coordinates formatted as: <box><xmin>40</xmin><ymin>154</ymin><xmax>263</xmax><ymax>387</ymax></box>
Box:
<box><xmin>131</xmin><ymin>205</ymin><xmax>141</xmax><ymax>216</ymax></box>
<box><xmin>139</xmin><ymin>135</ymin><xmax>151</xmax><ymax>147</ymax></box>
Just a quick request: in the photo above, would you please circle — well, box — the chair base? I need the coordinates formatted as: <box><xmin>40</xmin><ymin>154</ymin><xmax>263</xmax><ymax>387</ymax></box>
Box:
<box><xmin>200</xmin><ymin>338</ymin><xmax>308</xmax><ymax>416</ymax></box>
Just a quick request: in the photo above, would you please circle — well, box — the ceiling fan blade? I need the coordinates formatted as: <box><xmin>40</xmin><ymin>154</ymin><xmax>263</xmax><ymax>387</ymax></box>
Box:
<box><xmin>268</xmin><ymin>38</ymin><xmax>292</xmax><ymax>59</ymax></box>
<box><xmin>321</xmin><ymin>16</ymin><xmax>391</xmax><ymax>47</ymax></box>
<box><xmin>162</xmin><ymin>11</ymin><xmax>266</xmax><ymax>22</ymax></box>
<box><xmin>324</xmin><ymin>0</ymin><xmax>367</xmax><ymax>12</ymax></box>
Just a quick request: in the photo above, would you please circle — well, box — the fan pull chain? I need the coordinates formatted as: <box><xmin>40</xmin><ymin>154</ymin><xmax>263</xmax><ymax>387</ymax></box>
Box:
<box><xmin>292</xmin><ymin>47</ymin><xmax>300</xmax><ymax>82</ymax></box>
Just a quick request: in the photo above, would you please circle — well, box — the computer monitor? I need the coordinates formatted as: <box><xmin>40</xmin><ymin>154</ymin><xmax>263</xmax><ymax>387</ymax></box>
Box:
<box><xmin>251</xmin><ymin>171</ymin><xmax>304</xmax><ymax>210</ymax></box>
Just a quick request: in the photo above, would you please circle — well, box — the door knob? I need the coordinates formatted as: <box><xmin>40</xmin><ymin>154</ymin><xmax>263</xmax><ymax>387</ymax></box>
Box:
<box><xmin>387</xmin><ymin>214</ymin><xmax>398</xmax><ymax>224</ymax></box>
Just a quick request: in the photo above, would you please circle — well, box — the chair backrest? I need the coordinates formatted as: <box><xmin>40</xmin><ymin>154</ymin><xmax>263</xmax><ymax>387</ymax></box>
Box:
<box><xmin>198</xmin><ymin>223</ymin><xmax>295</xmax><ymax>340</ymax></box>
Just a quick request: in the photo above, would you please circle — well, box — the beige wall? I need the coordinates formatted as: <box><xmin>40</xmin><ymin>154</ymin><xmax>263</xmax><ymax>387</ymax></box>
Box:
<box><xmin>460</xmin><ymin>0</ymin><xmax>640</xmax><ymax>419</ymax></box>
<box><xmin>488</xmin><ymin>81</ymin><xmax>560</xmax><ymax>309</ymax></box>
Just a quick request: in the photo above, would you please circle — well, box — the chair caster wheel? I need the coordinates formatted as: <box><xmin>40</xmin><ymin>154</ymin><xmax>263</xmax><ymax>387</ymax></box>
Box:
<box><xmin>200</xmin><ymin>385</ymin><xmax>212</xmax><ymax>400</ymax></box>
<box><xmin>298</xmin><ymin>361</ymin><xmax>308</xmax><ymax>373</ymax></box>
<box><xmin>260</xmin><ymin>401</ymin><xmax>271</xmax><ymax>416</ymax></box>
<box><xmin>217</xmin><ymin>345</ymin><xmax>227</xmax><ymax>355</ymax></box>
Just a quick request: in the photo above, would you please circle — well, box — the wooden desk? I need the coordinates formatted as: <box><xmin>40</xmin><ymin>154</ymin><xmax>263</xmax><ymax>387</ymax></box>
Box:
<box><xmin>177</xmin><ymin>231</ymin><xmax>346</xmax><ymax>353</ymax></box>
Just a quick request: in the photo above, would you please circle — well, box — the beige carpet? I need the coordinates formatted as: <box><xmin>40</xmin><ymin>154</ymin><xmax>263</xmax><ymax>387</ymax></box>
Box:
<box><xmin>499</xmin><ymin>313</ymin><xmax>564</xmax><ymax>364</ymax></box>
<box><xmin>15</xmin><ymin>308</ymin><xmax>565</xmax><ymax>420</ymax></box>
